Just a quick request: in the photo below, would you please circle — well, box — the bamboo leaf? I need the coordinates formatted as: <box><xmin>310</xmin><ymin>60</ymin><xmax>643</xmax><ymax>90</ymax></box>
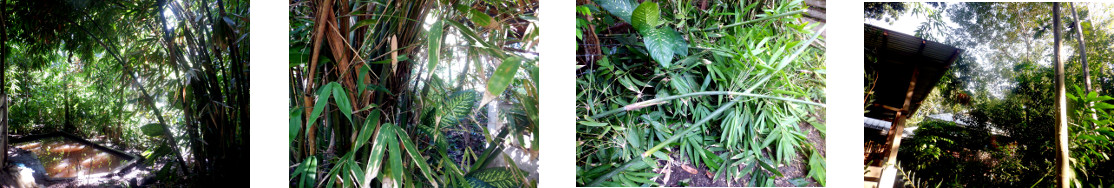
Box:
<box><xmin>299</xmin><ymin>156</ymin><xmax>318</xmax><ymax>188</ymax></box>
<box><xmin>469</xmin><ymin>9</ymin><xmax>495</xmax><ymax>28</ymax></box>
<box><xmin>386</xmin><ymin>125</ymin><xmax>404</xmax><ymax>185</ymax></box>
<box><xmin>394</xmin><ymin>123</ymin><xmax>438</xmax><ymax>186</ymax></box>
<box><xmin>361</xmin><ymin>124</ymin><xmax>389</xmax><ymax>187</ymax></box>
<box><xmin>330</xmin><ymin>82</ymin><xmax>353</xmax><ymax>123</ymax></box>
<box><xmin>428</xmin><ymin>19</ymin><xmax>444</xmax><ymax>71</ymax></box>
<box><xmin>487</xmin><ymin>57</ymin><xmax>523</xmax><ymax>97</ymax></box>
<box><xmin>290</xmin><ymin>108</ymin><xmax>303</xmax><ymax>144</ymax></box>
<box><xmin>578</xmin><ymin>121</ymin><xmax>607</xmax><ymax>127</ymax></box>
<box><xmin>353</xmin><ymin>110</ymin><xmax>380</xmax><ymax>151</ymax></box>
<box><xmin>307</xmin><ymin>83</ymin><xmax>334</xmax><ymax>131</ymax></box>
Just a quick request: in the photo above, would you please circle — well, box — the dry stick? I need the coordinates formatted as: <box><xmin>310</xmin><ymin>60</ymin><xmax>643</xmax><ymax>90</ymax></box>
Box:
<box><xmin>586</xmin><ymin>25</ymin><xmax>827</xmax><ymax>186</ymax></box>
<box><xmin>689</xmin><ymin>9</ymin><xmax>807</xmax><ymax>32</ymax></box>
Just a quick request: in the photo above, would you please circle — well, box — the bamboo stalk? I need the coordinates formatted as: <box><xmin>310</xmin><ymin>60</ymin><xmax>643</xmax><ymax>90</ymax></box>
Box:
<box><xmin>590</xmin><ymin>91</ymin><xmax>825</xmax><ymax>119</ymax></box>
<box><xmin>1052</xmin><ymin>3</ymin><xmax>1073</xmax><ymax>187</ymax></box>
<box><xmin>689</xmin><ymin>10</ymin><xmax>806</xmax><ymax>32</ymax></box>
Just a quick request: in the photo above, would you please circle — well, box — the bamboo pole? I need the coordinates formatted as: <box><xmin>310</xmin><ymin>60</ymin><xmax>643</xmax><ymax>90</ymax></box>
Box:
<box><xmin>0</xmin><ymin>0</ymin><xmax>8</xmax><ymax>166</ymax></box>
<box><xmin>1070</xmin><ymin>3</ymin><xmax>1092</xmax><ymax>94</ymax></box>
<box><xmin>1053</xmin><ymin>3</ymin><xmax>1073</xmax><ymax>187</ymax></box>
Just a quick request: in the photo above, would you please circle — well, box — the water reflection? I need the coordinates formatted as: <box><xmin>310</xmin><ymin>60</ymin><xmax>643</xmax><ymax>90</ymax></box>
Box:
<box><xmin>15</xmin><ymin>137</ymin><xmax>129</xmax><ymax>179</ymax></box>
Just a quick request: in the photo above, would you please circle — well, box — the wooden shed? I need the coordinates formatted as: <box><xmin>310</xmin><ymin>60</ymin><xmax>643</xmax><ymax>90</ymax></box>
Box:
<box><xmin>863</xmin><ymin>24</ymin><xmax>963</xmax><ymax>188</ymax></box>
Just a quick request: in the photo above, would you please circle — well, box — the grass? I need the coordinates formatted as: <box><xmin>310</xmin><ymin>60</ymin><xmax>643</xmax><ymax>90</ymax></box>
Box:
<box><xmin>576</xmin><ymin>0</ymin><xmax>826</xmax><ymax>186</ymax></box>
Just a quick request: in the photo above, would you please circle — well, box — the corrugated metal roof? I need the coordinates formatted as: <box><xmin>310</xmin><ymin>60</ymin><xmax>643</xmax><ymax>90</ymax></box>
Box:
<box><xmin>864</xmin><ymin>24</ymin><xmax>963</xmax><ymax>120</ymax></box>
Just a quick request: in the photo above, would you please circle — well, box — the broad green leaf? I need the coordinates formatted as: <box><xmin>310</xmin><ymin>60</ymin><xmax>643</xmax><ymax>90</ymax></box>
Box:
<box><xmin>642</xmin><ymin>27</ymin><xmax>683</xmax><ymax>67</ymax></box>
<box><xmin>330</xmin><ymin>82</ymin><xmax>353</xmax><ymax>123</ymax></box>
<box><xmin>487</xmin><ymin>57</ymin><xmax>523</xmax><ymax>96</ymax></box>
<box><xmin>440</xmin><ymin>91</ymin><xmax>477</xmax><ymax>126</ymax></box>
<box><xmin>428</xmin><ymin>19</ymin><xmax>444</xmax><ymax>71</ymax></box>
<box><xmin>290</xmin><ymin>108</ymin><xmax>303</xmax><ymax>144</ymax></box>
<box><xmin>141</xmin><ymin>123</ymin><xmax>165</xmax><ymax>137</ymax></box>
<box><xmin>596</xmin><ymin>0</ymin><xmax>638</xmax><ymax>23</ymax></box>
<box><xmin>667</xmin><ymin>28</ymin><xmax>689</xmax><ymax>56</ymax></box>
<box><xmin>1094</xmin><ymin>102</ymin><xmax>1114</xmax><ymax>110</ymax></box>
<box><xmin>631</xmin><ymin>1</ymin><xmax>660</xmax><ymax>32</ymax></box>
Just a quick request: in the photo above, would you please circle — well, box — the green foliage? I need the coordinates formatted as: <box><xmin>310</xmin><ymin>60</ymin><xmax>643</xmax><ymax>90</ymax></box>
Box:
<box><xmin>466</xmin><ymin>167</ymin><xmax>528</xmax><ymax>188</ymax></box>
<box><xmin>577</xmin><ymin>0</ymin><xmax>823</xmax><ymax>186</ymax></box>
<box><xmin>596</xmin><ymin>0</ymin><xmax>638</xmax><ymax>23</ymax></box>
<box><xmin>487</xmin><ymin>57</ymin><xmax>523</xmax><ymax>97</ymax></box>
<box><xmin>290</xmin><ymin>0</ymin><xmax>539</xmax><ymax>187</ymax></box>
<box><xmin>140</xmin><ymin>123</ymin><xmax>165</xmax><ymax>137</ymax></box>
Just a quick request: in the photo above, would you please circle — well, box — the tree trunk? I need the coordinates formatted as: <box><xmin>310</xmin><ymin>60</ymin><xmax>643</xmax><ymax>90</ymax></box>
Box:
<box><xmin>1052</xmin><ymin>3</ymin><xmax>1073</xmax><ymax>187</ymax></box>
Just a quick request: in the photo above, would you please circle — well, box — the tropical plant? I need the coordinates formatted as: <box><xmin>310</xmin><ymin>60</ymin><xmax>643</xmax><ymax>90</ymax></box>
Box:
<box><xmin>576</xmin><ymin>0</ymin><xmax>825</xmax><ymax>186</ymax></box>
<box><xmin>0</xmin><ymin>0</ymin><xmax>250</xmax><ymax>186</ymax></box>
<box><xmin>289</xmin><ymin>0</ymin><xmax>539</xmax><ymax>187</ymax></box>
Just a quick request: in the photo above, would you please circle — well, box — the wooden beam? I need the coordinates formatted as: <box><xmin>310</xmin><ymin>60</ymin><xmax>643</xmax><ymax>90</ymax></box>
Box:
<box><xmin>872</xmin><ymin>103</ymin><xmax>904</xmax><ymax>113</ymax></box>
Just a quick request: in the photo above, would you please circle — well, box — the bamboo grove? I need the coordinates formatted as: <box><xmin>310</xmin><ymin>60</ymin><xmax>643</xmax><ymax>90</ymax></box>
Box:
<box><xmin>576</xmin><ymin>0</ymin><xmax>826</xmax><ymax>186</ymax></box>
<box><xmin>0</xmin><ymin>0</ymin><xmax>250</xmax><ymax>186</ymax></box>
<box><xmin>289</xmin><ymin>0</ymin><xmax>540</xmax><ymax>187</ymax></box>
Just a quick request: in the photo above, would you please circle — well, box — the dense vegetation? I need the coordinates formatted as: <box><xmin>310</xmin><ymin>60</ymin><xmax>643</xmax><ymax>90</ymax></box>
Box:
<box><xmin>288</xmin><ymin>0</ymin><xmax>539</xmax><ymax>187</ymax></box>
<box><xmin>576</xmin><ymin>0</ymin><xmax>825</xmax><ymax>186</ymax></box>
<box><xmin>0</xmin><ymin>0</ymin><xmax>250</xmax><ymax>186</ymax></box>
<box><xmin>867</xmin><ymin>2</ymin><xmax>1114</xmax><ymax>187</ymax></box>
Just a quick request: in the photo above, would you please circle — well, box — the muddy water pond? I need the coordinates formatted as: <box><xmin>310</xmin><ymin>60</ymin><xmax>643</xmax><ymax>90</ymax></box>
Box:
<box><xmin>14</xmin><ymin>137</ymin><xmax>131</xmax><ymax>179</ymax></box>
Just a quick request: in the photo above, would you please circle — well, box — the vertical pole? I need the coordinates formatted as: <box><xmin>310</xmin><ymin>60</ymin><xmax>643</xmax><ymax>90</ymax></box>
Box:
<box><xmin>1070</xmin><ymin>3</ymin><xmax>1098</xmax><ymax>122</ymax></box>
<box><xmin>1070</xmin><ymin>3</ymin><xmax>1092</xmax><ymax>94</ymax></box>
<box><xmin>0</xmin><ymin>0</ymin><xmax>8</xmax><ymax>166</ymax></box>
<box><xmin>1053</xmin><ymin>3</ymin><xmax>1073</xmax><ymax>187</ymax></box>
<box><xmin>879</xmin><ymin>68</ymin><xmax>918</xmax><ymax>188</ymax></box>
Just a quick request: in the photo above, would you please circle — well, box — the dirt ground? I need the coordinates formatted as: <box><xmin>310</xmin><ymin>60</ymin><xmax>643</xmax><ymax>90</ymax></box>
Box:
<box><xmin>654</xmin><ymin>113</ymin><xmax>826</xmax><ymax>187</ymax></box>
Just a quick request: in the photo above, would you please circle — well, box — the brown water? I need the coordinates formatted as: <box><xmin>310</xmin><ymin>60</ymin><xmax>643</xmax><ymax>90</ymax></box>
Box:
<box><xmin>15</xmin><ymin>137</ymin><xmax>130</xmax><ymax>179</ymax></box>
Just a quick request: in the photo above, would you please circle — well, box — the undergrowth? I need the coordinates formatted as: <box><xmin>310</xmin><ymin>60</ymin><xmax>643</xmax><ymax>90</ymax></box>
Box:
<box><xmin>575</xmin><ymin>0</ymin><xmax>826</xmax><ymax>186</ymax></box>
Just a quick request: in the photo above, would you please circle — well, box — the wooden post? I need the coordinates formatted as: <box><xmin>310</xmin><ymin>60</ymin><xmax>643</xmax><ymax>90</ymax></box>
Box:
<box><xmin>878</xmin><ymin>68</ymin><xmax>918</xmax><ymax>188</ymax></box>
<box><xmin>1053</xmin><ymin>3</ymin><xmax>1073</xmax><ymax>187</ymax></box>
